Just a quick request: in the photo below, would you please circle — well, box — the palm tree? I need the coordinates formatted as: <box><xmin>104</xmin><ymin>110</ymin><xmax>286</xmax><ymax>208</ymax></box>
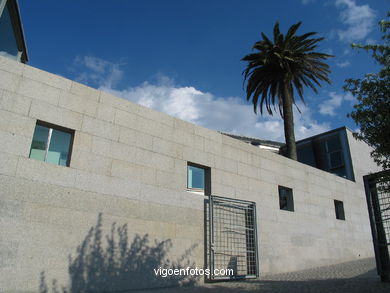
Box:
<box><xmin>242</xmin><ymin>21</ymin><xmax>333</xmax><ymax>160</ymax></box>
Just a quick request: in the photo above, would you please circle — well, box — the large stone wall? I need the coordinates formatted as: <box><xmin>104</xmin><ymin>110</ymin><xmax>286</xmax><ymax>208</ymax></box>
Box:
<box><xmin>346</xmin><ymin>129</ymin><xmax>381</xmax><ymax>186</ymax></box>
<box><xmin>0</xmin><ymin>56</ymin><xmax>376</xmax><ymax>292</ymax></box>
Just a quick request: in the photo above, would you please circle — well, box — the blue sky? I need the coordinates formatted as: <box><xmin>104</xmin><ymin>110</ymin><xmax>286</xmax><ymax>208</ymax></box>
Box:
<box><xmin>20</xmin><ymin>0</ymin><xmax>388</xmax><ymax>142</ymax></box>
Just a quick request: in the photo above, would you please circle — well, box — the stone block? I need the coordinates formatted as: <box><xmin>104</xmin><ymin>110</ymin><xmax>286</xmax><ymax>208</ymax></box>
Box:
<box><xmin>203</xmin><ymin>138</ymin><xmax>222</xmax><ymax>155</ymax></box>
<box><xmin>153</xmin><ymin>137</ymin><xmax>183</xmax><ymax>159</ymax></box>
<box><xmin>91</xmin><ymin>135</ymin><xmax>111</xmax><ymax>156</ymax></box>
<box><xmin>143</xmin><ymin>220</ymin><xmax>176</xmax><ymax>239</ymax></box>
<box><xmin>139</xmin><ymin>183</ymin><xmax>182</xmax><ymax>206</ymax></box>
<box><xmin>29</xmin><ymin>99</ymin><xmax>83</xmax><ymax>130</ymax></box>
<box><xmin>74</xmin><ymin>169</ymin><xmax>140</xmax><ymax>199</ymax></box>
<box><xmin>212</xmin><ymin>182</ymin><xmax>236</xmax><ymax>198</ymax></box>
<box><xmin>70</xmin><ymin>149</ymin><xmax>112</xmax><ymax>176</ymax></box>
<box><xmin>193</xmin><ymin>135</ymin><xmax>204</xmax><ymax>151</ymax></box>
<box><xmin>118</xmin><ymin>126</ymin><xmax>137</xmax><ymax>146</ymax></box>
<box><xmin>0</xmin><ymin>56</ymin><xmax>24</xmax><ymax>75</ymax></box>
<box><xmin>0</xmin><ymin>130</ymin><xmax>31</xmax><ymax>157</ymax></box>
<box><xmin>182</xmin><ymin>146</ymin><xmax>214</xmax><ymax>168</ymax></box>
<box><xmin>237</xmin><ymin>162</ymin><xmax>260</xmax><ymax>179</ymax></box>
<box><xmin>174</xmin><ymin>118</ymin><xmax>195</xmax><ymax>133</ymax></box>
<box><xmin>194</xmin><ymin>125</ymin><xmax>222</xmax><ymax>143</ymax></box>
<box><xmin>172</xmin><ymin>128</ymin><xmax>194</xmax><ymax>147</ymax></box>
<box><xmin>59</xmin><ymin>91</ymin><xmax>98</xmax><ymax>116</ymax></box>
<box><xmin>178</xmin><ymin>190</ymin><xmax>205</xmax><ymax>210</ymax></box>
<box><xmin>72</xmin><ymin>131</ymin><xmax>93</xmax><ymax>152</ymax></box>
<box><xmin>0</xmin><ymin>69</ymin><xmax>21</xmax><ymax>92</ymax></box>
<box><xmin>156</xmin><ymin>169</ymin><xmax>186</xmax><ymax>190</ymax></box>
<box><xmin>0</xmin><ymin>109</ymin><xmax>35</xmax><ymax>138</ymax></box>
<box><xmin>136</xmin><ymin>115</ymin><xmax>174</xmax><ymax>140</ymax></box>
<box><xmin>220</xmin><ymin>144</ymin><xmax>240</xmax><ymax>160</ymax></box>
<box><xmin>111</xmin><ymin>159</ymin><xmax>156</xmax><ymax>185</ymax></box>
<box><xmin>0</xmin><ymin>90</ymin><xmax>31</xmax><ymax>115</ymax></box>
<box><xmin>258</xmin><ymin>168</ymin><xmax>277</xmax><ymax>184</ymax></box>
<box><xmin>135</xmin><ymin>130</ymin><xmax>154</xmax><ymax>151</ymax></box>
<box><xmin>0</xmin><ymin>152</ymin><xmax>19</xmax><ymax>176</ymax></box>
<box><xmin>95</xmin><ymin>102</ymin><xmax>116</xmax><ymax>122</ymax></box>
<box><xmin>81</xmin><ymin>116</ymin><xmax>120</xmax><ymax>141</ymax></box>
<box><xmin>17</xmin><ymin>76</ymin><xmax>60</xmax><ymax>105</ymax></box>
<box><xmin>110</xmin><ymin>141</ymin><xmax>137</xmax><ymax>162</ymax></box>
<box><xmin>16</xmin><ymin>157</ymin><xmax>77</xmax><ymax>188</ymax></box>
<box><xmin>138</xmin><ymin>104</ymin><xmax>174</xmax><ymax>127</ymax></box>
<box><xmin>99</xmin><ymin>91</ymin><xmax>140</xmax><ymax>114</ymax></box>
<box><xmin>215</xmin><ymin>156</ymin><xmax>238</xmax><ymax>173</ymax></box>
<box><xmin>70</xmin><ymin>81</ymin><xmax>100</xmax><ymax>102</ymax></box>
<box><xmin>135</xmin><ymin>149</ymin><xmax>175</xmax><ymax>172</ymax></box>
<box><xmin>175</xmin><ymin>223</ymin><xmax>203</xmax><ymax>241</ymax></box>
<box><xmin>23</xmin><ymin>65</ymin><xmax>71</xmax><ymax>90</ymax></box>
<box><xmin>259</xmin><ymin>157</ymin><xmax>284</xmax><ymax>174</ymax></box>
<box><xmin>114</xmin><ymin>108</ymin><xmax>137</xmax><ymax>128</ymax></box>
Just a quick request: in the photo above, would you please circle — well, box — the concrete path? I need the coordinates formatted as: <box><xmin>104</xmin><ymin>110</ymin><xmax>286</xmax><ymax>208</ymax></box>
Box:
<box><xmin>156</xmin><ymin>258</ymin><xmax>390</xmax><ymax>293</ymax></box>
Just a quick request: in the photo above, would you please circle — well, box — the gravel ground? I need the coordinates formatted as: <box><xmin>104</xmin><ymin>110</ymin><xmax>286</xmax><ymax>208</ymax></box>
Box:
<box><xmin>154</xmin><ymin>258</ymin><xmax>390</xmax><ymax>293</ymax></box>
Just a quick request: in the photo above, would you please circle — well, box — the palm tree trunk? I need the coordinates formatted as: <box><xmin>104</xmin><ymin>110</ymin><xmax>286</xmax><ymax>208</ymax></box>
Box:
<box><xmin>282</xmin><ymin>83</ymin><xmax>298</xmax><ymax>160</ymax></box>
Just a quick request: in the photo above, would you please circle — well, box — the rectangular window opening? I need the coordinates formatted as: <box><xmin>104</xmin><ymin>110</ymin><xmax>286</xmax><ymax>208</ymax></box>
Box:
<box><xmin>29</xmin><ymin>121</ymin><xmax>74</xmax><ymax>167</ymax></box>
<box><xmin>187</xmin><ymin>162</ymin><xmax>210</xmax><ymax>195</ymax></box>
<box><xmin>334</xmin><ymin>200</ymin><xmax>345</xmax><ymax>220</ymax></box>
<box><xmin>278</xmin><ymin>186</ymin><xmax>294</xmax><ymax>212</ymax></box>
<box><xmin>325</xmin><ymin>135</ymin><xmax>344</xmax><ymax>170</ymax></box>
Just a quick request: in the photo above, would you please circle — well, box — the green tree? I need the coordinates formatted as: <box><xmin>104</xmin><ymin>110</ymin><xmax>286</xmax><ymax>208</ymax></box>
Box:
<box><xmin>242</xmin><ymin>22</ymin><xmax>333</xmax><ymax>160</ymax></box>
<box><xmin>344</xmin><ymin>13</ymin><xmax>390</xmax><ymax>170</ymax></box>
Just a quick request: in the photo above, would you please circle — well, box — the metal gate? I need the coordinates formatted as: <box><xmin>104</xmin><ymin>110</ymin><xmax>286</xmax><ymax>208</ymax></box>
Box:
<box><xmin>206</xmin><ymin>195</ymin><xmax>258</xmax><ymax>280</ymax></box>
<box><xmin>364</xmin><ymin>170</ymin><xmax>390</xmax><ymax>282</ymax></box>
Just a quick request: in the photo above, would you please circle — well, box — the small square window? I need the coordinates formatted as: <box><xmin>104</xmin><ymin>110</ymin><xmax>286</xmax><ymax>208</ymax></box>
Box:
<box><xmin>187</xmin><ymin>162</ymin><xmax>210</xmax><ymax>195</ymax></box>
<box><xmin>278</xmin><ymin>186</ymin><xmax>294</xmax><ymax>212</ymax></box>
<box><xmin>334</xmin><ymin>200</ymin><xmax>345</xmax><ymax>220</ymax></box>
<box><xmin>29</xmin><ymin>121</ymin><xmax>74</xmax><ymax>167</ymax></box>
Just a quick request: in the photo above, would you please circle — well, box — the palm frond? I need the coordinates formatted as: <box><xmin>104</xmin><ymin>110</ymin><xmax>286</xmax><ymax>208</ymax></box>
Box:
<box><xmin>242</xmin><ymin>21</ymin><xmax>333</xmax><ymax>115</ymax></box>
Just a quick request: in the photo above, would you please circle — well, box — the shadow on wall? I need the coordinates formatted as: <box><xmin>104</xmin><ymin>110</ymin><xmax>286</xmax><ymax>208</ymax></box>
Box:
<box><xmin>39</xmin><ymin>213</ymin><xmax>198</xmax><ymax>293</ymax></box>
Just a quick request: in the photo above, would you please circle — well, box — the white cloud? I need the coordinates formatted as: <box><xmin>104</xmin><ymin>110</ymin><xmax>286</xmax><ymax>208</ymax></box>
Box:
<box><xmin>344</xmin><ymin>92</ymin><xmax>354</xmax><ymax>101</ymax></box>
<box><xmin>74</xmin><ymin>56</ymin><xmax>330</xmax><ymax>142</ymax></box>
<box><xmin>335</xmin><ymin>0</ymin><xmax>376</xmax><ymax>42</ymax></box>
<box><xmin>318</xmin><ymin>91</ymin><xmax>355</xmax><ymax>116</ymax></box>
<box><xmin>73</xmin><ymin>56</ymin><xmax>123</xmax><ymax>88</ymax></box>
<box><xmin>336</xmin><ymin>60</ymin><xmax>351</xmax><ymax>68</ymax></box>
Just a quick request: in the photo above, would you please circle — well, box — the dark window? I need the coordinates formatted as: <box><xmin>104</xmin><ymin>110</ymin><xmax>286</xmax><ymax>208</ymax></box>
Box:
<box><xmin>0</xmin><ymin>1</ymin><xmax>19</xmax><ymax>59</ymax></box>
<box><xmin>334</xmin><ymin>200</ymin><xmax>345</xmax><ymax>220</ymax></box>
<box><xmin>278</xmin><ymin>186</ymin><xmax>294</xmax><ymax>212</ymax></box>
<box><xmin>187</xmin><ymin>162</ymin><xmax>210</xmax><ymax>195</ymax></box>
<box><xmin>29</xmin><ymin>121</ymin><xmax>74</xmax><ymax>167</ymax></box>
<box><xmin>325</xmin><ymin>136</ymin><xmax>344</xmax><ymax>170</ymax></box>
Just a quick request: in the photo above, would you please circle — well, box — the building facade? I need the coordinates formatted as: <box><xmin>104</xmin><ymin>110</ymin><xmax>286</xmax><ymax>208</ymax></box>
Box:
<box><xmin>0</xmin><ymin>55</ymin><xmax>381</xmax><ymax>292</ymax></box>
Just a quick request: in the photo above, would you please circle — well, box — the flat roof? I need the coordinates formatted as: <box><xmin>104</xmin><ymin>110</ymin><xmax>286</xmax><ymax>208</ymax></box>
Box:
<box><xmin>295</xmin><ymin>126</ymin><xmax>355</xmax><ymax>145</ymax></box>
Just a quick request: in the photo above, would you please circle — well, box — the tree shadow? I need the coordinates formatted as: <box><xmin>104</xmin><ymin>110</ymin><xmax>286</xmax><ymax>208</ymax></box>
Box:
<box><xmin>40</xmin><ymin>213</ymin><xmax>198</xmax><ymax>293</ymax></box>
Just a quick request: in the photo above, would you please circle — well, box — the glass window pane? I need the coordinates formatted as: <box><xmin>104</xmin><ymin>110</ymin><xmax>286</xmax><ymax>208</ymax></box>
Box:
<box><xmin>278</xmin><ymin>186</ymin><xmax>294</xmax><ymax>212</ymax></box>
<box><xmin>326</xmin><ymin>136</ymin><xmax>341</xmax><ymax>152</ymax></box>
<box><xmin>334</xmin><ymin>200</ymin><xmax>345</xmax><ymax>220</ymax></box>
<box><xmin>329</xmin><ymin>151</ymin><xmax>343</xmax><ymax>168</ymax></box>
<box><xmin>0</xmin><ymin>4</ymin><xmax>19</xmax><ymax>59</ymax></box>
<box><xmin>47</xmin><ymin>129</ymin><xmax>72</xmax><ymax>166</ymax></box>
<box><xmin>29</xmin><ymin>125</ymin><xmax>49</xmax><ymax>162</ymax></box>
<box><xmin>188</xmin><ymin>165</ymin><xmax>205</xmax><ymax>189</ymax></box>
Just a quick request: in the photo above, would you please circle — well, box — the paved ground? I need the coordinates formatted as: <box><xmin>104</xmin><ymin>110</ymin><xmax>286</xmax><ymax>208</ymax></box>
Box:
<box><xmin>155</xmin><ymin>258</ymin><xmax>390</xmax><ymax>293</ymax></box>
